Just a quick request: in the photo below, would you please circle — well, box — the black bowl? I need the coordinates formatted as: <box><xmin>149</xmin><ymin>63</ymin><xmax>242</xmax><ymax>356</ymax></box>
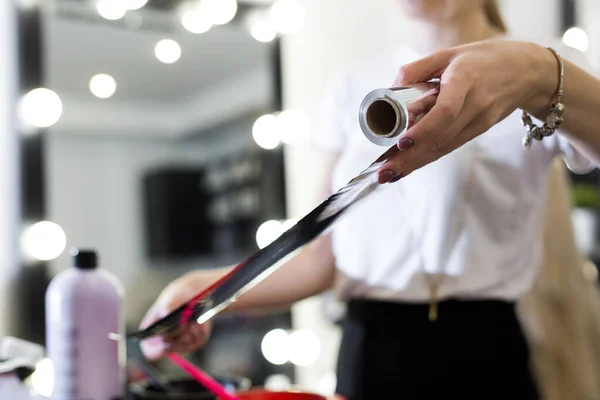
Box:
<box><xmin>128</xmin><ymin>375</ymin><xmax>251</xmax><ymax>400</ymax></box>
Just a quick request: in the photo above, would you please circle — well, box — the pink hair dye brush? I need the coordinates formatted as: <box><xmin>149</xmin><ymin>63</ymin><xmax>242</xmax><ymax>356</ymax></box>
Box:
<box><xmin>167</xmin><ymin>353</ymin><xmax>241</xmax><ymax>400</ymax></box>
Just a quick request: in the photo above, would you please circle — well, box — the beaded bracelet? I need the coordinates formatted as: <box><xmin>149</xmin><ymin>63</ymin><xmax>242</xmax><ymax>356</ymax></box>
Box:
<box><xmin>521</xmin><ymin>47</ymin><xmax>565</xmax><ymax>149</ymax></box>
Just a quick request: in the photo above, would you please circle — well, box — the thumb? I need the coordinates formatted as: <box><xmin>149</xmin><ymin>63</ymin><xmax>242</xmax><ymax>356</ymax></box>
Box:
<box><xmin>140</xmin><ymin>336</ymin><xmax>168</xmax><ymax>361</ymax></box>
<box><xmin>138</xmin><ymin>303</ymin><xmax>171</xmax><ymax>360</ymax></box>
<box><xmin>394</xmin><ymin>48</ymin><xmax>455</xmax><ymax>86</ymax></box>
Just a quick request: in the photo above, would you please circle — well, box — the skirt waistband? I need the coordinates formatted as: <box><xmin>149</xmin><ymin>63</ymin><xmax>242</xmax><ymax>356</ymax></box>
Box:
<box><xmin>346</xmin><ymin>298</ymin><xmax>517</xmax><ymax>323</ymax></box>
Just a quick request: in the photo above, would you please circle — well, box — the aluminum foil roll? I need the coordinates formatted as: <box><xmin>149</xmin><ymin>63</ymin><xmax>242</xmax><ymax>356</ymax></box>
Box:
<box><xmin>359</xmin><ymin>82</ymin><xmax>440</xmax><ymax>146</ymax></box>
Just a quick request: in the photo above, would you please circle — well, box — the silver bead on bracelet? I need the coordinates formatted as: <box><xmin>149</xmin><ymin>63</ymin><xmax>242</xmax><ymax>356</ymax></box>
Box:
<box><xmin>522</xmin><ymin>47</ymin><xmax>565</xmax><ymax>149</ymax></box>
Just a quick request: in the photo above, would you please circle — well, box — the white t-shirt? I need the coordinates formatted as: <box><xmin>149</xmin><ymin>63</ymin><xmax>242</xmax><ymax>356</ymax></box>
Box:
<box><xmin>311</xmin><ymin>39</ymin><xmax>596</xmax><ymax>302</ymax></box>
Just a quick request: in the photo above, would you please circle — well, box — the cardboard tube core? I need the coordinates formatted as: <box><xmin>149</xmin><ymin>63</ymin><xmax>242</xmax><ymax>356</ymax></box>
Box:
<box><xmin>366</xmin><ymin>98</ymin><xmax>399</xmax><ymax>137</ymax></box>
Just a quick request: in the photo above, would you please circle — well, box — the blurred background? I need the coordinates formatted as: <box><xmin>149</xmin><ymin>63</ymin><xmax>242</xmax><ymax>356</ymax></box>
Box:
<box><xmin>1</xmin><ymin>0</ymin><xmax>600</xmax><ymax>397</ymax></box>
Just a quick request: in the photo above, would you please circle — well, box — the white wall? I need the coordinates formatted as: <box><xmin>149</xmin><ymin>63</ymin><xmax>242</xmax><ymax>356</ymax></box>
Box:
<box><xmin>0</xmin><ymin>1</ymin><xmax>20</xmax><ymax>338</ymax></box>
<box><xmin>578</xmin><ymin>0</ymin><xmax>600</xmax><ymax>69</ymax></box>
<box><xmin>502</xmin><ymin>0</ymin><xmax>561</xmax><ymax>39</ymax></box>
<box><xmin>281</xmin><ymin>0</ymin><xmax>562</xmax><ymax>392</ymax></box>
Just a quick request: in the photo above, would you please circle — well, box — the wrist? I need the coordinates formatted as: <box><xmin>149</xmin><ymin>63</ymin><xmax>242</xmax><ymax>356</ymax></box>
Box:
<box><xmin>523</xmin><ymin>44</ymin><xmax>561</xmax><ymax>117</ymax></box>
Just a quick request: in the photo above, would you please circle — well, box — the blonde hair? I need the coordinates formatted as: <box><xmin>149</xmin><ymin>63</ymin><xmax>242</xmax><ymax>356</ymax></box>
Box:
<box><xmin>518</xmin><ymin>159</ymin><xmax>600</xmax><ymax>400</ymax></box>
<box><xmin>483</xmin><ymin>0</ymin><xmax>507</xmax><ymax>33</ymax></box>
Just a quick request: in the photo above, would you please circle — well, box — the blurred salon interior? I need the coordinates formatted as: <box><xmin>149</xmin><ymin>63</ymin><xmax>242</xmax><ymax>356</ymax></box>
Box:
<box><xmin>1</xmin><ymin>0</ymin><xmax>600</xmax><ymax>399</ymax></box>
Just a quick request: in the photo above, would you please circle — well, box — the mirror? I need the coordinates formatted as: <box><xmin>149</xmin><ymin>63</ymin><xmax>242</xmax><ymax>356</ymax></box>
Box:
<box><xmin>41</xmin><ymin>0</ymin><xmax>292</xmax><ymax>383</ymax></box>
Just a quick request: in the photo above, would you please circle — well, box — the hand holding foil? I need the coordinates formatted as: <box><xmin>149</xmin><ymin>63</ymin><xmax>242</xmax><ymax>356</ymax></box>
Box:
<box><xmin>375</xmin><ymin>40</ymin><xmax>561</xmax><ymax>184</ymax></box>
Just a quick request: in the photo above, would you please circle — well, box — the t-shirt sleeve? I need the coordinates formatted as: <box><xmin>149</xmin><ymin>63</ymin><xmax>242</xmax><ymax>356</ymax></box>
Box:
<box><xmin>308</xmin><ymin>70</ymin><xmax>352</xmax><ymax>152</ymax></box>
<box><xmin>542</xmin><ymin>42</ymin><xmax>597</xmax><ymax>174</ymax></box>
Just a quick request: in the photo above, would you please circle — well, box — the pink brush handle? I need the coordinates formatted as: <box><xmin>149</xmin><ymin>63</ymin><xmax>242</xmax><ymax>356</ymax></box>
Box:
<box><xmin>167</xmin><ymin>353</ymin><xmax>241</xmax><ymax>400</ymax></box>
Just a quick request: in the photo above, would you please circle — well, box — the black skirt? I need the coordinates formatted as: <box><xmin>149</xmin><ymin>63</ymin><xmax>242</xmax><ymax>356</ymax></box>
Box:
<box><xmin>336</xmin><ymin>299</ymin><xmax>539</xmax><ymax>400</ymax></box>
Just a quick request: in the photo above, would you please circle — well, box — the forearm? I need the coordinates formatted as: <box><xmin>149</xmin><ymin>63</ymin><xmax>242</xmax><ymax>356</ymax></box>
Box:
<box><xmin>186</xmin><ymin>234</ymin><xmax>336</xmax><ymax>313</ymax></box>
<box><xmin>526</xmin><ymin>47</ymin><xmax>600</xmax><ymax>165</ymax></box>
<box><xmin>191</xmin><ymin>150</ymin><xmax>340</xmax><ymax>313</ymax></box>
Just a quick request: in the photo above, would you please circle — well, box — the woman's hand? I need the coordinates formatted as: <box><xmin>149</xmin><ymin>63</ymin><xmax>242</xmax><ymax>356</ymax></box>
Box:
<box><xmin>139</xmin><ymin>234</ymin><xmax>336</xmax><ymax>361</ymax></box>
<box><xmin>139</xmin><ymin>270</ymin><xmax>221</xmax><ymax>360</ymax></box>
<box><xmin>378</xmin><ymin>40</ymin><xmax>558</xmax><ymax>183</ymax></box>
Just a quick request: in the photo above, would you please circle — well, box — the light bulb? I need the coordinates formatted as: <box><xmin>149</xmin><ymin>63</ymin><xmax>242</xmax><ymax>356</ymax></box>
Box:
<box><xmin>252</xmin><ymin>114</ymin><xmax>280</xmax><ymax>150</ymax></box>
<box><xmin>96</xmin><ymin>0</ymin><xmax>127</xmax><ymax>20</ymax></box>
<box><xmin>269</xmin><ymin>0</ymin><xmax>305</xmax><ymax>35</ymax></box>
<box><xmin>21</xmin><ymin>221</ymin><xmax>67</xmax><ymax>261</ymax></box>
<box><xmin>30</xmin><ymin>358</ymin><xmax>54</xmax><ymax>397</ymax></box>
<box><xmin>154</xmin><ymin>39</ymin><xmax>182</xmax><ymax>64</ymax></box>
<box><xmin>124</xmin><ymin>0</ymin><xmax>147</xmax><ymax>11</ymax></box>
<box><xmin>562</xmin><ymin>27</ymin><xmax>589</xmax><ymax>52</ymax></box>
<box><xmin>251</xmin><ymin>20</ymin><xmax>277</xmax><ymax>43</ymax></box>
<box><xmin>200</xmin><ymin>0</ymin><xmax>237</xmax><ymax>25</ymax></box>
<box><xmin>19</xmin><ymin>88</ymin><xmax>63</xmax><ymax>128</ymax></box>
<box><xmin>261</xmin><ymin>329</ymin><xmax>289</xmax><ymax>365</ymax></box>
<box><xmin>288</xmin><ymin>330</ymin><xmax>321</xmax><ymax>367</ymax></box>
<box><xmin>256</xmin><ymin>220</ymin><xmax>283</xmax><ymax>249</ymax></box>
<box><xmin>89</xmin><ymin>74</ymin><xmax>117</xmax><ymax>99</ymax></box>
<box><xmin>181</xmin><ymin>10</ymin><xmax>212</xmax><ymax>34</ymax></box>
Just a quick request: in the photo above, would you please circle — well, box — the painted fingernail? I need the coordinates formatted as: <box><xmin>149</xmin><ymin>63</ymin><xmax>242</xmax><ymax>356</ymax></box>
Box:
<box><xmin>390</xmin><ymin>175</ymin><xmax>402</xmax><ymax>183</ymax></box>
<box><xmin>157</xmin><ymin>307</ymin><xmax>170</xmax><ymax>319</ymax></box>
<box><xmin>398</xmin><ymin>137</ymin><xmax>414</xmax><ymax>151</ymax></box>
<box><xmin>140</xmin><ymin>337</ymin><xmax>165</xmax><ymax>359</ymax></box>
<box><xmin>378</xmin><ymin>170</ymin><xmax>396</xmax><ymax>184</ymax></box>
